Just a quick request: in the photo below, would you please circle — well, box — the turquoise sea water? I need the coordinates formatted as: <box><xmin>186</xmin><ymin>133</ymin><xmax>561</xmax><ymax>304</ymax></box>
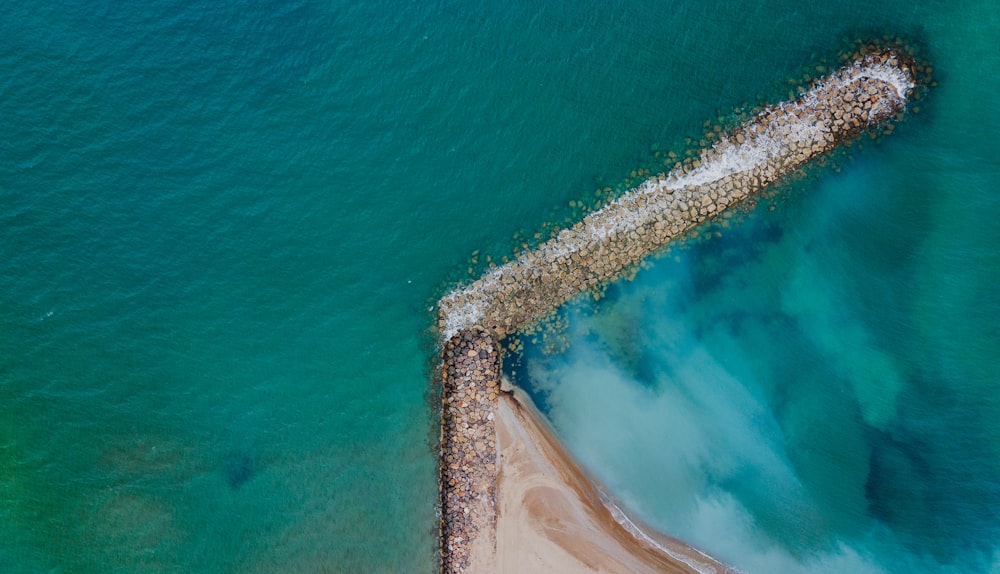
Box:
<box><xmin>1</xmin><ymin>1</ymin><xmax>996</xmax><ymax>572</ymax></box>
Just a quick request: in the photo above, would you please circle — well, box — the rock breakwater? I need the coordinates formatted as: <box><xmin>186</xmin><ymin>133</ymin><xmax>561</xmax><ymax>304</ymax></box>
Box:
<box><xmin>437</xmin><ymin>48</ymin><xmax>916</xmax><ymax>572</ymax></box>
<box><xmin>437</xmin><ymin>49</ymin><xmax>915</xmax><ymax>343</ymax></box>
<box><xmin>439</xmin><ymin>328</ymin><xmax>501</xmax><ymax>573</ymax></box>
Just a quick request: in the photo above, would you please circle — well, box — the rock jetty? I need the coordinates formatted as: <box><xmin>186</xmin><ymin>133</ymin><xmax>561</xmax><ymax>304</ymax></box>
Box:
<box><xmin>439</xmin><ymin>328</ymin><xmax>501</xmax><ymax>573</ymax></box>
<box><xmin>437</xmin><ymin>48</ymin><xmax>916</xmax><ymax>573</ymax></box>
<box><xmin>437</xmin><ymin>49</ymin><xmax>915</xmax><ymax>343</ymax></box>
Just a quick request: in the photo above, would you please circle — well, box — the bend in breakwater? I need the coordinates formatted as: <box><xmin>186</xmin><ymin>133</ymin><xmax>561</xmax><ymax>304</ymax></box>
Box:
<box><xmin>436</xmin><ymin>48</ymin><xmax>916</xmax><ymax>573</ymax></box>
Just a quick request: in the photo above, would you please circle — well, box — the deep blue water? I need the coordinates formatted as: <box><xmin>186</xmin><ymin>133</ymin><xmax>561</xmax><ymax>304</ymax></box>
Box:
<box><xmin>1</xmin><ymin>1</ymin><xmax>997</xmax><ymax>572</ymax></box>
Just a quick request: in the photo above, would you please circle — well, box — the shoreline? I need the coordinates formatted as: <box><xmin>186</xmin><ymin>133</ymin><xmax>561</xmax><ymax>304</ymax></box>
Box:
<box><xmin>493</xmin><ymin>386</ymin><xmax>734</xmax><ymax>574</ymax></box>
<box><xmin>437</xmin><ymin>328</ymin><xmax>731</xmax><ymax>573</ymax></box>
<box><xmin>436</xmin><ymin>47</ymin><xmax>916</xmax><ymax>573</ymax></box>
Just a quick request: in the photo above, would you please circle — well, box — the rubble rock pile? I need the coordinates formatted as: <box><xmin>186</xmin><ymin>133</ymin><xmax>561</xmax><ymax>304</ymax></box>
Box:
<box><xmin>437</xmin><ymin>49</ymin><xmax>915</xmax><ymax>343</ymax></box>
<box><xmin>439</xmin><ymin>328</ymin><xmax>500</xmax><ymax>573</ymax></box>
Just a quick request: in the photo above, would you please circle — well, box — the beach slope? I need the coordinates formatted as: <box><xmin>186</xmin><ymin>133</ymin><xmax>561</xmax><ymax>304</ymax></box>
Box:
<box><xmin>487</xmin><ymin>388</ymin><xmax>733</xmax><ymax>574</ymax></box>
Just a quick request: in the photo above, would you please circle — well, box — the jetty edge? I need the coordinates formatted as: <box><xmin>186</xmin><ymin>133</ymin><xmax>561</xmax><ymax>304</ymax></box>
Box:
<box><xmin>436</xmin><ymin>48</ymin><xmax>916</xmax><ymax>573</ymax></box>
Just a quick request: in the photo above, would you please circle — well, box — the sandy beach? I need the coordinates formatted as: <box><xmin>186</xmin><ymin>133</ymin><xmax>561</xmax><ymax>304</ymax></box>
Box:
<box><xmin>483</xmin><ymin>386</ymin><xmax>734</xmax><ymax>573</ymax></box>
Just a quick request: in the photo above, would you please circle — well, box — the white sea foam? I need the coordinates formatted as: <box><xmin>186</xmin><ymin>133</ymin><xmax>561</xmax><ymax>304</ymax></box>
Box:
<box><xmin>599</xmin><ymin>490</ymin><xmax>726</xmax><ymax>574</ymax></box>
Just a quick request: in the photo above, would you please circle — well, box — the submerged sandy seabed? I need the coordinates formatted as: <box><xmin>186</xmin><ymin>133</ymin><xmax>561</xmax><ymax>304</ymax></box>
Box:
<box><xmin>480</xmin><ymin>387</ymin><xmax>734</xmax><ymax>574</ymax></box>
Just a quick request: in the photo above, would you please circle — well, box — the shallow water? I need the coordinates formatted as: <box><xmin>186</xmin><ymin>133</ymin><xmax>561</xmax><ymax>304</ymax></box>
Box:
<box><xmin>1</xmin><ymin>0</ymin><xmax>996</xmax><ymax>572</ymax></box>
<box><xmin>515</xmin><ymin>6</ymin><xmax>1000</xmax><ymax>571</ymax></box>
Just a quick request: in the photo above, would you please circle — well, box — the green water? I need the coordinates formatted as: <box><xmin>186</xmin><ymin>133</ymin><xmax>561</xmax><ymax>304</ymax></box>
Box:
<box><xmin>1</xmin><ymin>0</ymin><xmax>996</xmax><ymax>572</ymax></box>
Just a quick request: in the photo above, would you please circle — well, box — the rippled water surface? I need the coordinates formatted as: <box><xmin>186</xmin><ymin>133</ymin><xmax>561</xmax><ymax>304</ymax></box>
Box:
<box><xmin>1</xmin><ymin>1</ymin><xmax>996</xmax><ymax>572</ymax></box>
